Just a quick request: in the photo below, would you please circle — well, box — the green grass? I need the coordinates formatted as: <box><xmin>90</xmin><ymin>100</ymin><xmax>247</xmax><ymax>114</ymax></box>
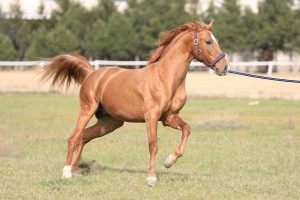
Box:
<box><xmin>0</xmin><ymin>93</ymin><xmax>299</xmax><ymax>200</ymax></box>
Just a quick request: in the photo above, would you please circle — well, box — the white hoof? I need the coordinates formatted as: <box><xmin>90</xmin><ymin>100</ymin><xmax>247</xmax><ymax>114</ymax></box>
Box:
<box><xmin>146</xmin><ymin>176</ymin><xmax>157</xmax><ymax>186</ymax></box>
<box><xmin>62</xmin><ymin>165</ymin><xmax>72</xmax><ymax>179</ymax></box>
<box><xmin>164</xmin><ymin>154</ymin><xmax>177</xmax><ymax>168</ymax></box>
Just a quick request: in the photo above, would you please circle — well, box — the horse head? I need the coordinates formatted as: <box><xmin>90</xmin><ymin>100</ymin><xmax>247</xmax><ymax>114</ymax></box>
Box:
<box><xmin>193</xmin><ymin>19</ymin><xmax>229</xmax><ymax>76</ymax></box>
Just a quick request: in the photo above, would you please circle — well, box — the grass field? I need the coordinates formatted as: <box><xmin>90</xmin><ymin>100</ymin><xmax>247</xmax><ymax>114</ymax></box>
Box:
<box><xmin>0</xmin><ymin>93</ymin><xmax>299</xmax><ymax>199</ymax></box>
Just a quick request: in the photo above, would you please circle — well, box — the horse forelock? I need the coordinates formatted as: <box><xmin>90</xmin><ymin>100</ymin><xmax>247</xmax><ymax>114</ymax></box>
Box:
<box><xmin>148</xmin><ymin>22</ymin><xmax>208</xmax><ymax>64</ymax></box>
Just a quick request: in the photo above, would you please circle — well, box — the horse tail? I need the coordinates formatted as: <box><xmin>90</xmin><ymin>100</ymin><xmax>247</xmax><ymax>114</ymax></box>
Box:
<box><xmin>40</xmin><ymin>53</ymin><xmax>95</xmax><ymax>90</ymax></box>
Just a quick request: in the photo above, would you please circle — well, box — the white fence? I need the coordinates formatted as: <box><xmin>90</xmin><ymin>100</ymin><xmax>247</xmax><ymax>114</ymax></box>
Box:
<box><xmin>0</xmin><ymin>60</ymin><xmax>299</xmax><ymax>75</ymax></box>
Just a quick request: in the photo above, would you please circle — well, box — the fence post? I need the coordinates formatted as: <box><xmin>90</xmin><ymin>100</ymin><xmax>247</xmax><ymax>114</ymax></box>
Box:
<box><xmin>267</xmin><ymin>62</ymin><xmax>273</xmax><ymax>75</ymax></box>
<box><xmin>40</xmin><ymin>61</ymin><xmax>45</xmax><ymax>71</ymax></box>
<box><xmin>135</xmin><ymin>55</ymin><xmax>140</xmax><ymax>69</ymax></box>
<box><xmin>94</xmin><ymin>60</ymin><xmax>100</xmax><ymax>70</ymax></box>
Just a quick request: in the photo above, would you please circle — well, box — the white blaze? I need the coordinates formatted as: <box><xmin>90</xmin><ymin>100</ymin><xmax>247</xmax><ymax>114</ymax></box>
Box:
<box><xmin>210</xmin><ymin>33</ymin><xmax>217</xmax><ymax>43</ymax></box>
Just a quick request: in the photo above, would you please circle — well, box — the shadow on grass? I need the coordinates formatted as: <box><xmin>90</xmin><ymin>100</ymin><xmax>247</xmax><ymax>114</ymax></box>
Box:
<box><xmin>41</xmin><ymin>160</ymin><xmax>214</xmax><ymax>186</ymax></box>
<box><xmin>40</xmin><ymin>176</ymin><xmax>94</xmax><ymax>186</ymax></box>
<box><xmin>79</xmin><ymin>160</ymin><xmax>204</xmax><ymax>178</ymax></box>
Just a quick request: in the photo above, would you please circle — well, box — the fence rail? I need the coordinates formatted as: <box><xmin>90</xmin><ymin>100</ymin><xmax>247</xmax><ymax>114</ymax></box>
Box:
<box><xmin>0</xmin><ymin>60</ymin><xmax>299</xmax><ymax>75</ymax></box>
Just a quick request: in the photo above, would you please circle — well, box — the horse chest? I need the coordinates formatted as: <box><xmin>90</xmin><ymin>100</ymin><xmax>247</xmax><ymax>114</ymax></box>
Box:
<box><xmin>170</xmin><ymin>95</ymin><xmax>186</xmax><ymax>111</ymax></box>
<box><xmin>162</xmin><ymin>87</ymin><xmax>187</xmax><ymax>115</ymax></box>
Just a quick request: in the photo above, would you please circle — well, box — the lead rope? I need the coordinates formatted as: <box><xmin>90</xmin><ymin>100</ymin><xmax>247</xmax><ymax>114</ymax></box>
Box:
<box><xmin>228</xmin><ymin>70</ymin><xmax>300</xmax><ymax>83</ymax></box>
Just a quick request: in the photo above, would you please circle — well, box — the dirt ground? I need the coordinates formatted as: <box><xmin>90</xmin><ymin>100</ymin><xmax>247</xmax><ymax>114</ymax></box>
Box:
<box><xmin>0</xmin><ymin>70</ymin><xmax>300</xmax><ymax>100</ymax></box>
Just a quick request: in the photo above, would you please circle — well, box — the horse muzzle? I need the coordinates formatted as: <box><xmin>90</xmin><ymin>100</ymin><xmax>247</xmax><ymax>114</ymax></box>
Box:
<box><xmin>216</xmin><ymin>65</ymin><xmax>228</xmax><ymax>76</ymax></box>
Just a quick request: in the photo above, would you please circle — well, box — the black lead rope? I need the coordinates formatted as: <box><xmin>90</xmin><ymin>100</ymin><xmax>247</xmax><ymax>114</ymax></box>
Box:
<box><xmin>228</xmin><ymin>70</ymin><xmax>300</xmax><ymax>83</ymax></box>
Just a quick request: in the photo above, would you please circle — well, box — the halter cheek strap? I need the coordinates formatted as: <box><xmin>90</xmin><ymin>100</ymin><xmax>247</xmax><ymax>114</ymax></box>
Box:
<box><xmin>193</xmin><ymin>29</ymin><xmax>225</xmax><ymax>68</ymax></box>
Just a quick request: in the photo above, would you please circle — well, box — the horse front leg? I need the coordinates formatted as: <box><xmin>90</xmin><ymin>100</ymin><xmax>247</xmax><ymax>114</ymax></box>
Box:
<box><xmin>162</xmin><ymin>113</ymin><xmax>191</xmax><ymax>168</ymax></box>
<box><xmin>145</xmin><ymin>112</ymin><xmax>159</xmax><ymax>186</ymax></box>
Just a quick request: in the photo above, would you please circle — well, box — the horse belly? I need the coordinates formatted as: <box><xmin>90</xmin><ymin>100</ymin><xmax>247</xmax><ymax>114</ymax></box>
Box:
<box><xmin>97</xmin><ymin>73</ymin><xmax>145</xmax><ymax>122</ymax></box>
<box><xmin>102</xmin><ymin>94</ymin><xmax>145</xmax><ymax>122</ymax></box>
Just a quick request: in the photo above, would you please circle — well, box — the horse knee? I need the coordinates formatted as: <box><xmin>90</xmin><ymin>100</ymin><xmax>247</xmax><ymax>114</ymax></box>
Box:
<box><xmin>149</xmin><ymin>141</ymin><xmax>158</xmax><ymax>154</ymax></box>
<box><xmin>149</xmin><ymin>141</ymin><xmax>158</xmax><ymax>149</ymax></box>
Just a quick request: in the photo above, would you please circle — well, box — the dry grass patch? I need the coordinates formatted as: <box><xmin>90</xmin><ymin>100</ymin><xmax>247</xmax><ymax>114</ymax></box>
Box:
<box><xmin>0</xmin><ymin>141</ymin><xmax>23</xmax><ymax>157</ymax></box>
<box><xmin>282</xmin><ymin>135</ymin><xmax>298</xmax><ymax>147</ymax></box>
<box><xmin>192</xmin><ymin>113</ymin><xmax>242</xmax><ymax>130</ymax></box>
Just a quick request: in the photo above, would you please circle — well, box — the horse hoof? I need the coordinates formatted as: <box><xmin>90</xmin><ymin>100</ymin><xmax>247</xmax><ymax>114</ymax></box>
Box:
<box><xmin>62</xmin><ymin>165</ymin><xmax>72</xmax><ymax>179</ymax></box>
<box><xmin>164</xmin><ymin>154</ymin><xmax>176</xmax><ymax>168</ymax></box>
<box><xmin>146</xmin><ymin>176</ymin><xmax>157</xmax><ymax>186</ymax></box>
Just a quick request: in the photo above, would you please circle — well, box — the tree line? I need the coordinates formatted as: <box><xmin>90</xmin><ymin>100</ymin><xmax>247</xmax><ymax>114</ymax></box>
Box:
<box><xmin>0</xmin><ymin>0</ymin><xmax>299</xmax><ymax>62</ymax></box>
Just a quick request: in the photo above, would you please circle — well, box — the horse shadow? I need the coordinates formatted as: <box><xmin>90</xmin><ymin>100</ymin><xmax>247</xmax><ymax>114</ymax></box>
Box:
<box><xmin>79</xmin><ymin>160</ymin><xmax>203</xmax><ymax>178</ymax></box>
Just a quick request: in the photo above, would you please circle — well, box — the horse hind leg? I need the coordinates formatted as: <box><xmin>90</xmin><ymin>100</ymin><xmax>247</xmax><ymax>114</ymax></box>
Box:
<box><xmin>62</xmin><ymin>98</ymin><xmax>98</xmax><ymax>178</ymax></box>
<box><xmin>69</xmin><ymin>115</ymin><xmax>124</xmax><ymax>177</ymax></box>
<box><xmin>162</xmin><ymin>114</ymin><xmax>191</xmax><ymax>168</ymax></box>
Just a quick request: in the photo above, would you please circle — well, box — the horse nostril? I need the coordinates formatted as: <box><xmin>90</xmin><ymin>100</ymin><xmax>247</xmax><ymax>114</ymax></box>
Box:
<box><xmin>216</xmin><ymin>67</ymin><xmax>221</xmax><ymax>75</ymax></box>
<box><xmin>224</xmin><ymin>65</ymin><xmax>228</xmax><ymax>72</ymax></box>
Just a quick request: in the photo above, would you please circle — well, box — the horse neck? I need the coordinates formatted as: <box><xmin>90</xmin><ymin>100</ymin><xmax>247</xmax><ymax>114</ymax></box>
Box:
<box><xmin>156</xmin><ymin>32</ymin><xmax>194</xmax><ymax>86</ymax></box>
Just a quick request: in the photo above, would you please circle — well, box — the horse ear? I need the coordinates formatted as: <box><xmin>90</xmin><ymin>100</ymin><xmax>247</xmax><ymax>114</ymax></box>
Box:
<box><xmin>193</xmin><ymin>18</ymin><xmax>200</xmax><ymax>31</ymax></box>
<box><xmin>207</xmin><ymin>20</ymin><xmax>214</xmax><ymax>30</ymax></box>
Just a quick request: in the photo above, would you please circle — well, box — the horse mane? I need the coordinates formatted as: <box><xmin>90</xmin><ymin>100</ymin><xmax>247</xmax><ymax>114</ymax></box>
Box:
<box><xmin>148</xmin><ymin>22</ymin><xmax>208</xmax><ymax>64</ymax></box>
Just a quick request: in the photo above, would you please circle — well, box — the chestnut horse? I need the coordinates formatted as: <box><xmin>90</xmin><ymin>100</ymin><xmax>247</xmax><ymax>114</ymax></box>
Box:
<box><xmin>41</xmin><ymin>19</ymin><xmax>229</xmax><ymax>186</ymax></box>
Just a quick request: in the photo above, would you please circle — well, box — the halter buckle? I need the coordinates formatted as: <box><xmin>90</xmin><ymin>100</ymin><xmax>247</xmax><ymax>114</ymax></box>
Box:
<box><xmin>194</xmin><ymin>39</ymin><xmax>199</xmax><ymax>45</ymax></box>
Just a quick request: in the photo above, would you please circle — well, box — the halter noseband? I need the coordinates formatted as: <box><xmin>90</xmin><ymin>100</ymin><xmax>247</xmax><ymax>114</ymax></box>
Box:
<box><xmin>193</xmin><ymin>29</ymin><xmax>225</xmax><ymax>68</ymax></box>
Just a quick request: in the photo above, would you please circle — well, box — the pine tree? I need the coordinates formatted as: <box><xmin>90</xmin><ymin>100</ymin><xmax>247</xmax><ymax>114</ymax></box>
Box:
<box><xmin>256</xmin><ymin>0</ymin><xmax>294</xmax><ymax>61</ymax></box>
<box><xmin>126</xmin><ymin>0</ymin><xmax>191</xmax><ymax>60</ymax></box>
<box><xmin>200</xmin><ymin>0</ymin><xmax>217</xmax><ymax>23</ymax></box>
<box><xmin>0</xmin><ymin>32</ymin><xmax>18</xmax><ymax>61</ymax></box>
<box><xmin>293</xmin><ymin>9</ymin><xmax>300</xmax><ymax>53</ymax></box>
<box><xmin>213</xmin><ymin>0</ymin><xmax>245</xmax><ymax>54</ymax></box>
<box><xmin>0</xmin><ymin>0</ymin><xmax>41</xmax><ymax>60</ymax></box>
<box><xmin>27</xmin><ymin>27</ymin><xmax>49</xmax><ymax>60</ymax></box>
<box><xmin>27</xmin><ymin>25</ymin><xmax>80</xmax><ymax>59</ymax></box>
<box><xmin>90</xmin><ymin>0</ymin><xmax>117</xmax><ymax>23</ymax></box>
<box><xmin>85</xmin><ymin>12</ymin><xmax>135</xmax><ymax>60</ymax></box>
<box><xmin>236</xmin><ymin>7</ymin><xmax>261</xmax><ymax>61</ymax></box>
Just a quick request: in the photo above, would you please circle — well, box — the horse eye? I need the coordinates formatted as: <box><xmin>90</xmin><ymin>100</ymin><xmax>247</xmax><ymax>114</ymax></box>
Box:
<box><xmin>206</xmin><ymin>40</ymin><xmax>212</xmax><ymax>45</ymax></box>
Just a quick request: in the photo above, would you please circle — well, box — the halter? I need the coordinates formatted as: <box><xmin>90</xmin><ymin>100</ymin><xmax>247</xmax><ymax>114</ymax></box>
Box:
<box><xmin>193</xmin><ymin>29</ymin><xmax>225</xmax><ymax>68</ymax></box>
